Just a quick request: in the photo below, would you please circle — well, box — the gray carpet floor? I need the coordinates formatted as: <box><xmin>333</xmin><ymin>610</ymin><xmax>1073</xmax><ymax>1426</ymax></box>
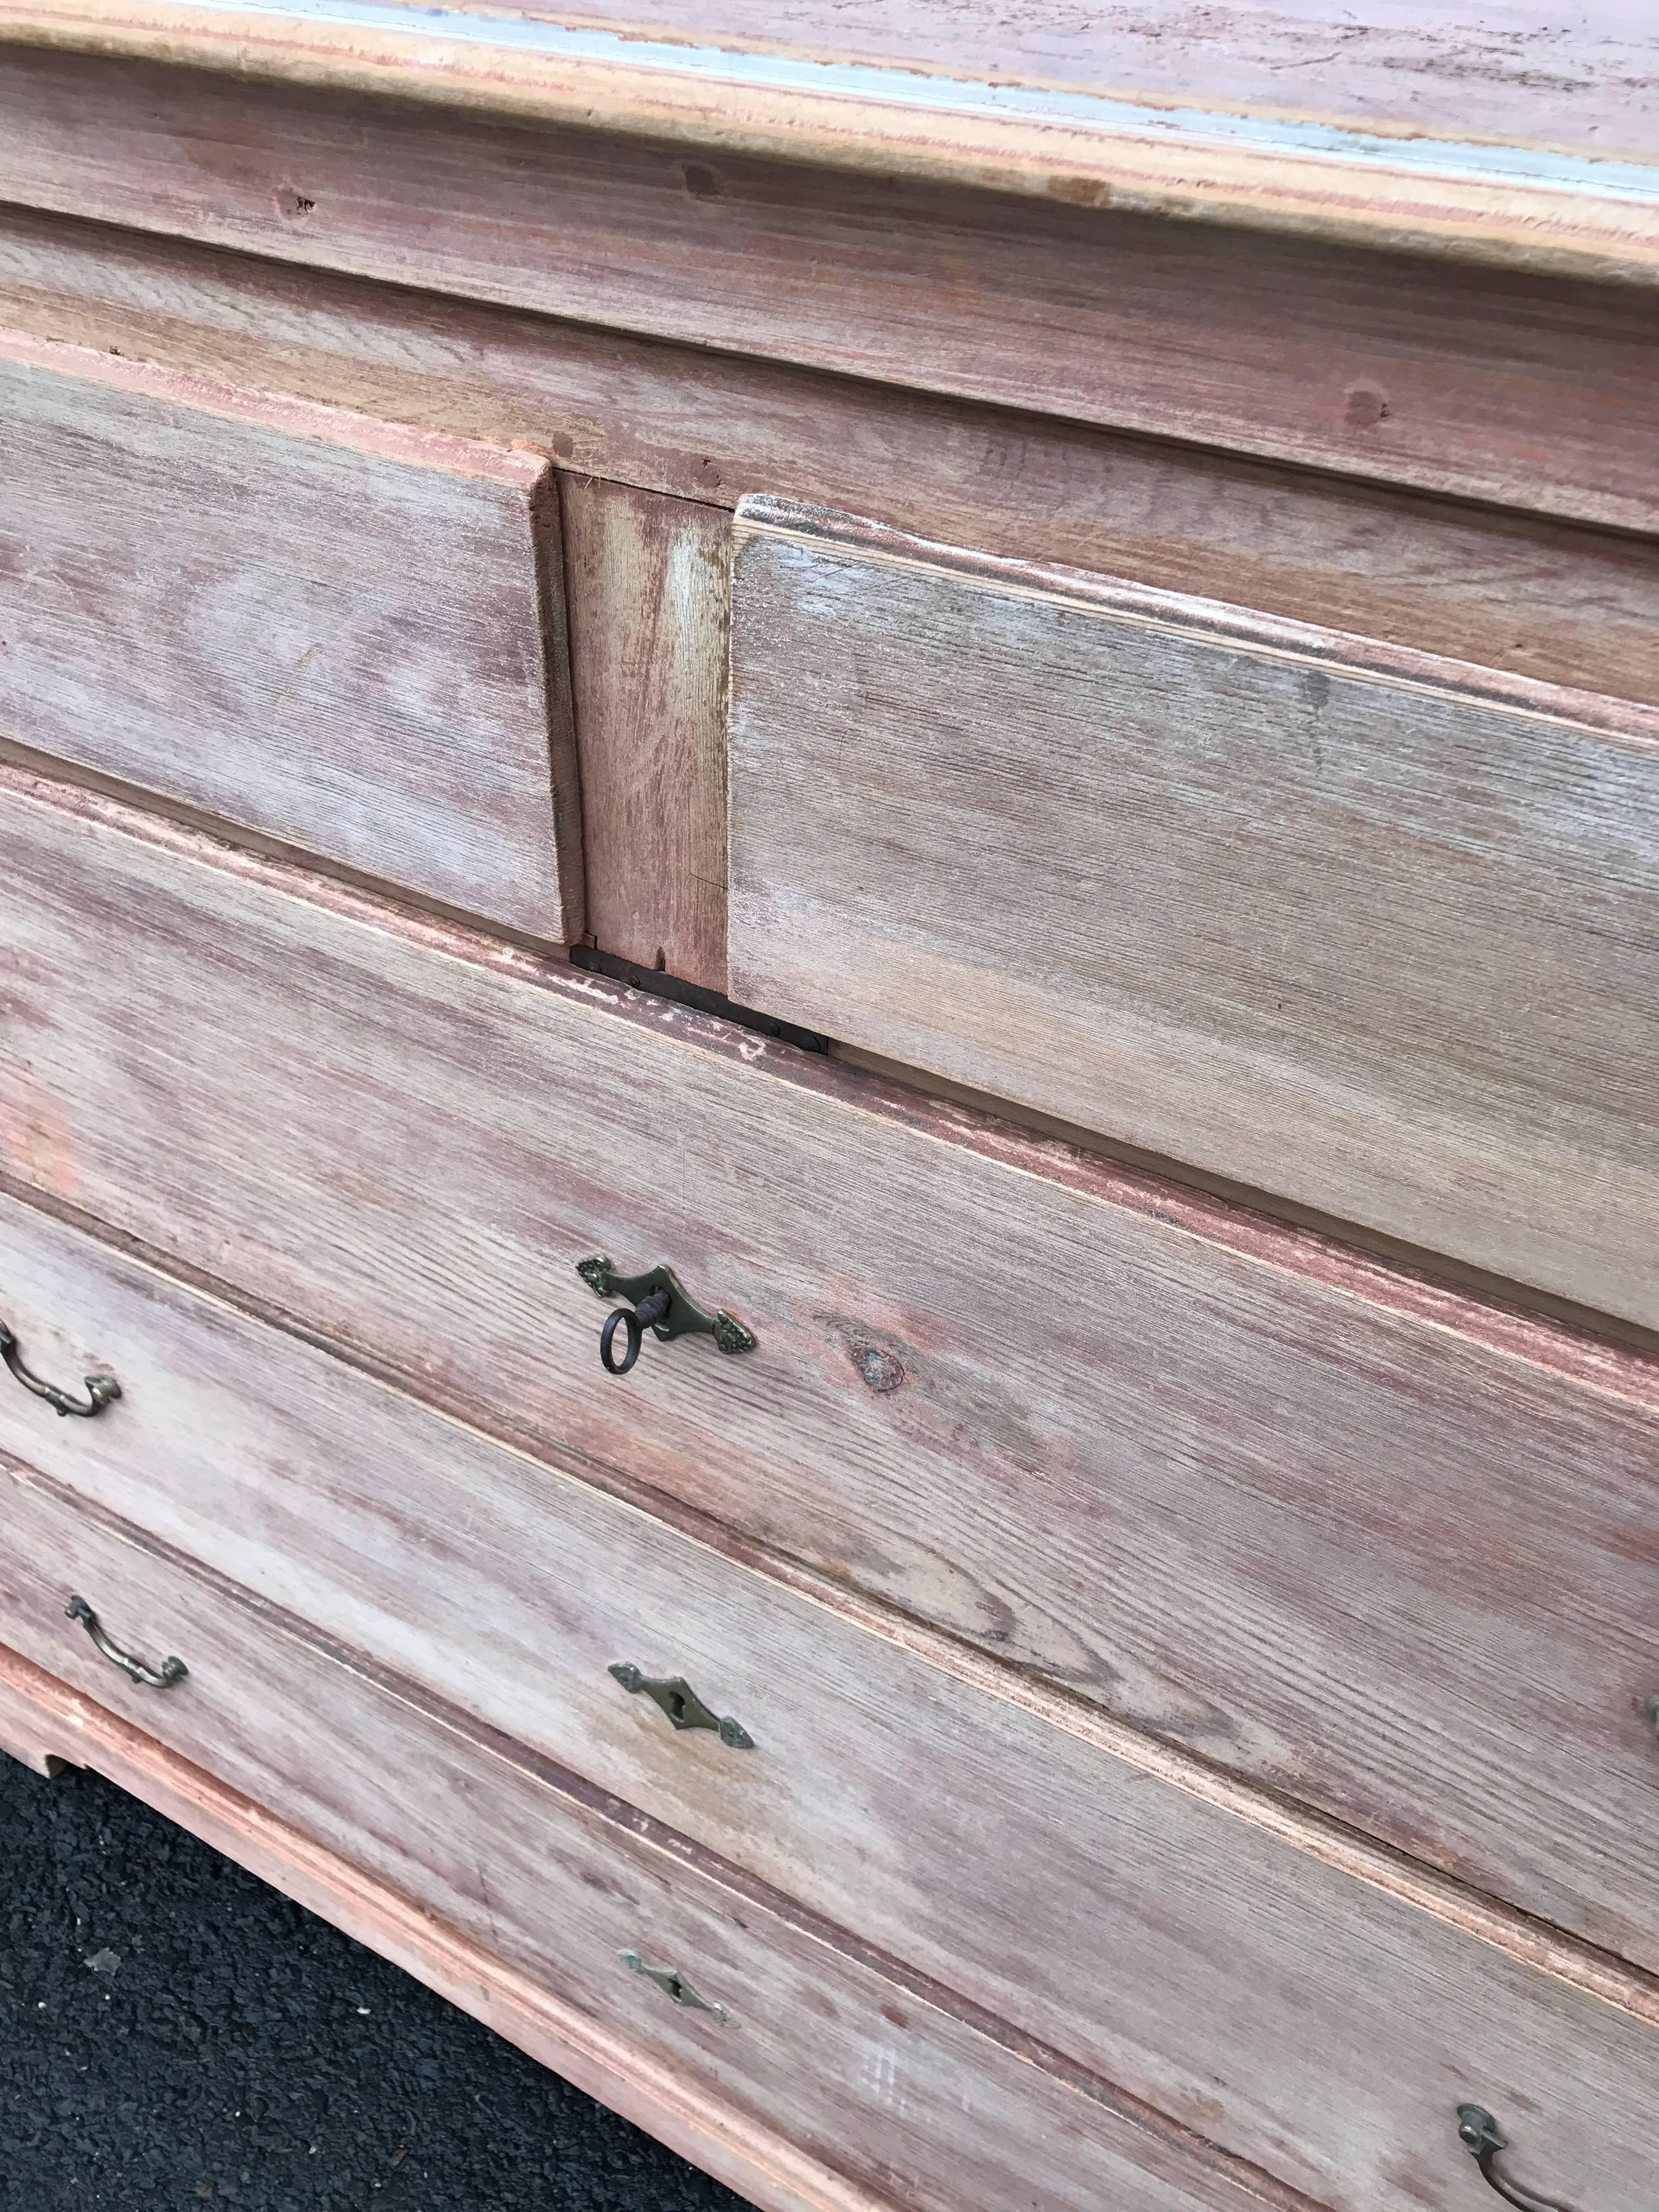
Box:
<box><xmin>1</xmin><ymin>1748</ymin><xmax>746</xmax><ymax>2210</ymax></box>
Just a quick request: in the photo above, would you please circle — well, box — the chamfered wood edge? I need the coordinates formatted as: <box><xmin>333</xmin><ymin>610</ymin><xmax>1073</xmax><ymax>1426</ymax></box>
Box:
<box><xmin>730</xmin><ymin>496</ymin><xmax>1659</xmax><ymax>749</ymax></box>
<box><xmin>0</xmin><ymin>1639</ymin><xmax>892</xmax><ymax>2212</ymax></box>
<box><xmin>0</xmin><ymin>0</ymin><xmax>1654</xmax><ymax>286</ymax></box>
<box><xmin>0</xmin><ymin>322</ymin><xmax>554</xmax><ymax>486</ymax></box>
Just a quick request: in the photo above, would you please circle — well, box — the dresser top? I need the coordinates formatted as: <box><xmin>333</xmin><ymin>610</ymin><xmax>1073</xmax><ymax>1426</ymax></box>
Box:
<box><xmin>1</xmin><ymin>0</ymin><xmax>1655</xmax><ymax>280</ymax></box>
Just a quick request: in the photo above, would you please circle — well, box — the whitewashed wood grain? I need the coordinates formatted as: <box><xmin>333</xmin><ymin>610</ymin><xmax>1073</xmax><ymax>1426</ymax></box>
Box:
<box><xmin>0</xmin><ymin>1651</ymin><xmax>878</xmax><ymax>2212</ymax></box>
<box><xmin>5</xmin><ymin>1463</ymin><xmax>1659</xmax><ymax>2211</ymax></box>
<box><xmin>728</xmin><ymin>498</ymin><xmax>1659</xmax><ymax>1331</ymax></box>
<box><xmin>0</xmin><ymin>51</ymin><xmax>1656</xmax><ymax>533</ymax></box>
<box><xmin>3</xmin><ymin>768</ymin><xmax>1658</xmax><ymax>1985</ymax></box>
<box><xmin>0</xmin><ymin>1466</ymin><xmax>1310</xmax><ymax>2212</ymax></box>
<box><xmin>0</xmin><ymin>331</ymin><xmax>583</xmax><ymax>938</ymax></box>
<box><xmin>3</xmin><ymin>210</ymin><xmax>1655</xmax><ymax>714</ymax></box>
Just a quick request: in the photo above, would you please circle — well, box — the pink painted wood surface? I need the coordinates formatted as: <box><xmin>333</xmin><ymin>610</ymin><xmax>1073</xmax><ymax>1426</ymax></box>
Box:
<box><xmin>561</xmin><ymin>477</ymin><xmax>729</xmax><ymax>990</ymax></box>
<box><xmin>0</xmin><ymin>1650</ymin><xmax>905</xmax><ymax>2212</ymax></box>
<box><xmin>0</xmin><ymin>208</ymin><xmax>1651</xmax><ymax>712</ymax></box>
<box><xmin>2</xmin><ymin>766</ymin><xmax>1658</xmax><ymax>1989</ymax></box>
<box><xmin>0</xmin><ymin>328</ymin><xmax>582</xmax><ymax>938</ymax></box>
<box><xmin>0</xmin><ymin>52</ymin><xmax>1652</xmax><ymax>533</ymax></box>
<box><xmin>0</xmin><ymin>1466</ymin><xmax>1310</xmax><ymax>2212</ymax></box>
<box><xmin>7</xmin><ymin>1464</ymin><xmax>1659</xmax><ymax>2209</ymax></box>
<box><xmin>727</xmin><ymin>498</ymin><xmax>1659</xmax><ymax>1331</ymax></box>
<box><xmin>0</xmin><ymin>1660</ymin><xmax>72</xmax><ymax>1775</ymax></box>
<box><xmin>5</xmin><ymin>1182</ymin><xmax>1652</xmax><ymax>2200</ymax></box>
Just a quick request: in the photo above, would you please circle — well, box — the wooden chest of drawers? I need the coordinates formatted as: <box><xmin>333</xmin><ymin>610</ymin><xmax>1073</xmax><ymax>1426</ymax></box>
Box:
<box><xmin>0</xmin><ymin>7</ymin><xmax>1655</xmax><ymax>2209</ymax></box>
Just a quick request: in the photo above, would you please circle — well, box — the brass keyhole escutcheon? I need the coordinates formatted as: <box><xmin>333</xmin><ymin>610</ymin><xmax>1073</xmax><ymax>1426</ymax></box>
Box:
<box><xmin>609</xmin><ymin>1664</ymin><xmax>754</xmax><ymax>1750</ymax></box>
<box><xmin>620</xmin><ymin>1950</ymin><xmax>727</xmax><ymax>2023</ymax></box>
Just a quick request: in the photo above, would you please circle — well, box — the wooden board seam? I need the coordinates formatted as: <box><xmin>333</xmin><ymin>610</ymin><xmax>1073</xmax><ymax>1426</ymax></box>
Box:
<box><xmin>3</xmin><ymin>1465</ymin><xmax>1319</xmax><ymax>2212</ymax></box>
<box><xmin>4</xmin><ymin>749</ymin><xmax>1656</xmax><ymax>1421</ymax></box>
<box><xmin>732</xmin><ymin>498</ymin><xmax>1659</xmax><ymax>749</ymax></box>
<box><xmin>0</xmin><ymin>0</ymin><xmax>1655</xmax><ymax>285</ymax></box>
<box><xmin>0</xmin><ymin>322</ymin><xmax>550</xmax><ymax>484</ymax></box>
<box><xmin>4</xmin><ymin>1161</ymin><xmax>1658</xmax><ymax>2039</ymax></box>
<box><xmin>0</xmin><ymin>1640</ymin><xmax>894</xmax><ymax>2212</ymax></box>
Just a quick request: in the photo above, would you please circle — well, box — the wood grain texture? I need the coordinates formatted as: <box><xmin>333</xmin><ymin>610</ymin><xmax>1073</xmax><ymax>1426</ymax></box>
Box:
<box><xmin>8</xmin><ymin>1469</ymin><xmax>1659</xmax><ymax>2211</ymax></box>
<box><xmin>561</xmin><ymin>477</ymin><xmax>728</xmax><ymax>989</ymax></box>
<box><xmin>0</xmin><ymin>1468</ymin><xmax>1311</xmax><ymax>2212</ymax></box>
<box><xmin>2</xmin><ymin>764</ymin><xmax>1658</xmax><ymax>1988</ymax></box>
<box><xmin>0</xmin><ymin>330</ymin><xmax>582</xmax><ymax>938</ymax></box>
<box><xmin>0</xmin><ymin>0</ymin><xmax>1652</xmax><ymax>284</ymax></box>
<box><xmin>390</xmin><ymin>0</ymin><xmax>1659</xmax><ymax>163</ymax></box>
<box><xmin>1</xmin><ymin>210</ymin><xmax>1654</xmax><ymax>715</ymax></box>
<box><xmin>0</xmin><ymin>1659</ymin><xmax>72</xmax><ymax>1775</ymax></box>
<box><xmin>9</xmin><ymin>1184</ymin><xmax>1656</xmax><ymax>2204</ymax></box>
<box><xmin>0</xmin><ymin>52</ymin><xmax>1654</xmax><ymax>534</ymax></box>
<box><xmin>730</xmin><ymin>499</ymin><xmax>1659</xmax><ymax>1330</ymax></box>
<box><xmin>0</xmin><ymin>1688</ymin><xmax>864</xmax><ymax>2212</ymax></box>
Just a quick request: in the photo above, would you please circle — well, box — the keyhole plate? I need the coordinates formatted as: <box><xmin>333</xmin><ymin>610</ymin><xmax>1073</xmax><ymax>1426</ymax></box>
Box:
<box><xmin>609</xmin><ymin>1663</ymin><xmax>755</xmax><ymax>1749</ymax></box>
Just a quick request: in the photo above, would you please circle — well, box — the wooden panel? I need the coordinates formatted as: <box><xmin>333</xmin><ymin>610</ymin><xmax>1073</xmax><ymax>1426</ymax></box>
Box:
<box><xmin>2</xmin><ymin>0</ymin><xmax>1652</xmax><ymax>283</ymax></box>
<box><xmin>561</xmin><ymin>478</ymin><xmax>729</xmax><ymax>990</ymax></box>
<box><xmin>7</xmin><ymin>1466</ymin><xmax>1659</xmax><ymax>2211</ymax></box>
<box><xmin>0</xmin><ymin>1466</ymin><xmax>1306</xmax><ymax>2212</ymax></box>
<box><xmin>9</xmin><ymin>1182</ymin><xmax>1656</xmax><ymax>2193</ymax></box>
<box><xmin>2</xmin><ymin>765</ymin><xmax>1658</xmax><ymax>1985</ymax></box>
<box><xmin>1</xmin><ymin>211</ymin><xmax>1654</xmax><ymax>714</ymax></box>
<box><xmin>0</xmin><ymin>330</ymin><xmax>582</xmax><ymax>938</ymax></box>
<box><xmin>398</xmin><ymin>0</ymin><xmax>1659</xmax><ymax>162</ymax></box>
<box><xmin>0</xmin><ymin>51</ymin><xmax>1654</xmax><ymax>534</ymax></box>
<box><xmin>0</xmin><ymin>1650</ymin><xmax>888</xmax><ymax>2212</ymax></box>
<box><xmin>729</xmin><ymin>499</ymin><xmax>1659</xmax><ymax>1328</ymax></box>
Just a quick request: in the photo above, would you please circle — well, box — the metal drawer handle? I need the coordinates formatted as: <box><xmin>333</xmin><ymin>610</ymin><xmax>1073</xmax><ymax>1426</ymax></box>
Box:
<box><xmin>609</xmin><ymin>1663</ymin><xmax>754</xmax><ymax>1749</ymax></box>
<box><xmin>1457</xmin><ymin>2106</ymin><xmax>1571</xmax><ymax>2211</ymax></box>
<box><xmin>620</xmin><ymin>1950</ymin><xmax>728</xmax><ymax>2023</ymax></box>
<box><xmin>577</xmin><ymin>1258</ymin><xmax>756</xmax><ymax>1376</ymax></box>
<box><xmin>66</xmin><ymin>1595</ymin><xmax>187</xmax><ymax>1690</ymax></box>
<box><xmin>1</xmin><ymin>1319</ymin><xmax>121</xmax><ymax>1418</ymax></box>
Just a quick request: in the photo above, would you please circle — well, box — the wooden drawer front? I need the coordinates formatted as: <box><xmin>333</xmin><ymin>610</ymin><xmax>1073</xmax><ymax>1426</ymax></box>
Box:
<box><xmin>0</xmin><ymin>335</ymin><xmax>581</xmax><ymax>938</ymax></box>
<box><xmin>3</xmin><ymin>769</ymin><xmax>1658</xmax><ymax>1986</ymax></box>
<box><xmin>4</xmin><ymin>1462</ymin><xmax>1658</xmax><ymax>2212</ymax></box>
<box><xmin>727</xmin><ymin>498</ymin><xmax>1659</xmax><ymax>1330</ymax></box>
<box><xmin>0</xmin><ymin>1465</ymin><xmax>1306</xmax><ymax>2212</ymax></box>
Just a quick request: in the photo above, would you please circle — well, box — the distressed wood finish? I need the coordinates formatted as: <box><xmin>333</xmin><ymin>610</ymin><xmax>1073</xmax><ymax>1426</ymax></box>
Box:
<box><xmin>2</xmin><ymin>767</ymin><xmax>1658</xmax><ymax>1979</ymax></box>
<box><xmin>0</xmin><ymin>1655</ymin><xmax>856</xmax><ymax>2212</ymax></box>
<box><xmin>0</xmin><ymin>330</ymin><xmax>582</xmax><ymax>937</ymax></box>
<box><xmin>4</xmin><ymin>1463</ymin><xmax>1659</xmax><ymax>2212</ymax></box>
<box><xmin>0</xmin><ymin>52</ymin><xmax>1654</xmax><ymax>533</ymax></box>
<box><xmin>1</xmin><ymin>0</ymin><xmax>1653</xmax><ymax>283</ymax></box>
<box><xmin>1</xmin><ymin>213</ymin><xmax>1653</xmax><ymax>712</ymax></box>
<box><xmin>0</xmin><ymin>1473</ymin><xmax>1296</xmax><ymax>2212</ymax></box>
<box><xmin>444</xmin><ymin>0</ymin><xmax>1659</xmax><ymax>162</ymax></box>
<box><xmin>561</xmin><ymin>478</ymin><xmax>729</xmax><ymax>990</ymax></box>
<box><xmin>8</xmin><ymin>1184</ymin><xmax>1656</xmax><ymax>2171</ymax></box>
<box><xmin>730</xmin><ymin>500</ymin><xmax>1659</xmax><ymax>1329</ymax></box>
<box><xmin>0</xmin><ymin>1659</ymin><xmax>71</xmax><ymax>1775</ymax></box>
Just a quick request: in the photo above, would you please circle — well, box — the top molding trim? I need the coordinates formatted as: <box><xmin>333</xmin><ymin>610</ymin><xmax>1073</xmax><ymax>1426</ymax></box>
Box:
<box><xmin>1</xmin><ymin>0</ymin><xmax>1656</xmax><ymax>283</ymax></box>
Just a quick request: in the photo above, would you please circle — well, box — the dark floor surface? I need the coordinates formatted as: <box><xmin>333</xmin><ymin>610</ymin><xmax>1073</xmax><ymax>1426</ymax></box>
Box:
<box><xmin>1</xmin><ymin>1748</ymin><xmax>746</xmax><ymax>2211</ymax></box>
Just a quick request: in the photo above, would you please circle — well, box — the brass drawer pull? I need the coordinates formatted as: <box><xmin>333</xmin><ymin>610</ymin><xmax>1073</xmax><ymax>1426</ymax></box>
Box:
<box><xmin>609</xmin><ymin>1663</ymin><xmax>754</xmax><ymax>1749</ymax></box>
<box><xmin>620</xmin><ymin>1950</ymin><xmax>728</xmax><ymax>2023</ymax></box>
<box><xmin>66</xmin><ymin>1595</ymin><xmax>187</xmax><ymax>1690</ymax></box>
<box><xmin>1</xmin><ymin>1319</ymin><xmax>121</xmax><ymax>1418</ymax></box>
<box><xmin>577</xmin><ymin>1258</ymin><xmax>756</xmax><ymax>1376</ymax></box>
<box><xmin>1457</xmin><ymin>2106</ymin><xmax>1570</xmax><ymax>2211</ymax></box>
